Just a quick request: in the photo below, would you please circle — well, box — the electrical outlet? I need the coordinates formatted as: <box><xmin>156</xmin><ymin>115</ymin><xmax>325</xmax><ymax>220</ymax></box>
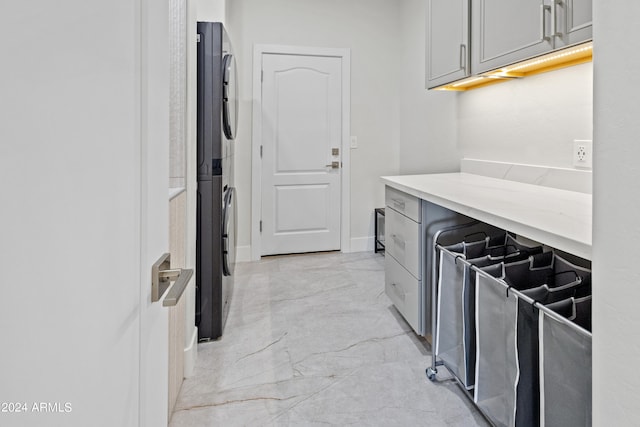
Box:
<box><xmin>573</xmin><ymin>139</ymin><xmax>592</xmax><ymax>168</ymax></box>
<box><xmin>350</xmin><ymin>136</ymin><xmax>358</xmax><ymax>149</ymax></box>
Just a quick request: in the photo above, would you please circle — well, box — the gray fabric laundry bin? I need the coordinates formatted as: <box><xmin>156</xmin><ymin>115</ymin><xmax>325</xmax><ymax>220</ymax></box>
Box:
<box><xmin>473</xmin><ymin>253</ymin><xmax>591</xmax><ymax>427</ymax></box>
<box><xmin>435</xmin><ymin>234</ymin><xmax>542</xmax><ymax>389</ymax></box>
<box><xmin>539</xmin><ymin>297</ymin><xmax>592</xmax><ymax>427</ymax></box>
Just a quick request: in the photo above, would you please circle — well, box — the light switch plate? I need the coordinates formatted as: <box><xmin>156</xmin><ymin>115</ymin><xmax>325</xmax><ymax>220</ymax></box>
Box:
<box><xmin>350</xmin><ymin>136</ymin><xmax>358</xmax><ymax>149</ymax></box>
<box><xmin>573</xmin><ymin>139</ymin><xmax>592</xmax><ymax>169</ymax></box>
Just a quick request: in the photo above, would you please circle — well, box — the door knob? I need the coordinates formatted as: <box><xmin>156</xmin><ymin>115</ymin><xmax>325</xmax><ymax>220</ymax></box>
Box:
<box><xmin>325</xmin><ymin>161</ymin><xmax>340</xmax><ymax>169</ymax></box>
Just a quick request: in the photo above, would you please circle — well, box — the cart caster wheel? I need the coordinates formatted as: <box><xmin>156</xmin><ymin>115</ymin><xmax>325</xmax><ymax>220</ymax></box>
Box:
<box><xmin>426</xmin><ymin>367</ymin><xmax>437</xmax><ymax>381</ymax></box>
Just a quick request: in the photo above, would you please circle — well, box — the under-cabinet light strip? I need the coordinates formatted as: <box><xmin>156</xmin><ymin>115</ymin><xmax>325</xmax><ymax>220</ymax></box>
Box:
<box><xmin>435</xmin><ymin>41</ymin><xmax>592</xmax><ymax>91</ymax></box>
<box><xmin>451</xmin><ymin>76</ymin><xmax>485</xmax><ymax>88</ymax></box>
<box><xmin>504</xmin><ymin>43</ymin><xmax>593</xmax><ymax>72</ymax></box>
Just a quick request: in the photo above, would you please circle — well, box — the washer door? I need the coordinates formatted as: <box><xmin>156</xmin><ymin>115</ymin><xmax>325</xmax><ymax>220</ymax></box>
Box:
<box><xmin>222</xmin><ymin>187</ymin><xmax>237</xmax><ymax>276</ymax></box>
<box><xmin>222</xmin><ymin>54</ymin><xmax>238</xmax><ymax>141</ymax></box>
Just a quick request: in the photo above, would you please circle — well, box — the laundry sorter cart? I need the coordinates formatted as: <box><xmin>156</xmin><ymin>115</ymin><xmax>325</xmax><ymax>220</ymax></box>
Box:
<box><xmin>428</xmin><ymin>232</ymin><xmax>593</xmax><ymax>427</ymax></box>
<box><xmin>428</xmin><ymin>231</ymin><xmax>544</xmax><ymax>389</ymax></box>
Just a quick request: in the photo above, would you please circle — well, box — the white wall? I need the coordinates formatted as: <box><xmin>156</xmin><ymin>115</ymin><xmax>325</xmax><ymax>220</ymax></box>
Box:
<box><xmin>458</xmin><ymin>62</ymin><xmax>593</xmax><ymax>168</ymax></box>
<box><xmin>397</xmin><ymin>0</ymin><xmax>459</xmax><ymax>175</ymax></box>
<box><xmin>592</xmin><ymin>2</ymin><xmax>640</xmax><ymax>423</ymax></box>
<box><xmin>196</xmin><ymin>0</ymin><xmax>226</xmax><ymax>22</ymax></box>
<box><xmin>226</xmin><ymin>0</ymin><xmax>403</xmax><ymax>254</ymax></box>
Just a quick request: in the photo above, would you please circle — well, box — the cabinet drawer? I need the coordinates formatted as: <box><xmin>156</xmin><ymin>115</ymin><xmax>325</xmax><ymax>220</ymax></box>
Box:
<box><xmin>385</xmin><ymin>207</ymin><xmax>421</xmax><ymax>279</ymax></box>
<box><xmin>385</xmin><ymin>255</ymin><xmax>421</xmax><ymax>333</ymax></box>
<box><xmin>385</xmin><ymin>186</ymin><xmax>421</xmax><ymax>222</ymax></box>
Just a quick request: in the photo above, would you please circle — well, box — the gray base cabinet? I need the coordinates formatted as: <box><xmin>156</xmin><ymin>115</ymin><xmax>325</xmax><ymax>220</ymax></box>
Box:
<box><xmin>384</xmin><ymin>186</ymin><xmax>475</xmax><ymax>337</ymax></box>
<box><xmin>384</xmin><ymin>187</ymin><xmax>423</xmax><ymax>334</ymax></box>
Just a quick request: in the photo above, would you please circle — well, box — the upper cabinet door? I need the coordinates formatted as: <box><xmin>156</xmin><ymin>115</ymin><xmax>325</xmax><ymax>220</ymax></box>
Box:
<box><xmin>426</xmin><ymin>0</ymin><xmax>470</xmax><ymax>89</ymax></box>
<box><xmin>472</xmin><ymin>0</ymin><xmax>554</xmax><ymax>74</ymax></box>
<box><xmin>554</xmin><ymin>0</ymin><xmax>593</xmax><ymax>48</ymax></box>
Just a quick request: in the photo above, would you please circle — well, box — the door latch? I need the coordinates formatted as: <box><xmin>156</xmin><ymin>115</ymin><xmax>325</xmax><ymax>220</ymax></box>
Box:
<box><xmin>151</xmin><ymin>253</ymin><xmax>194</xmax><ymax>306</ymax></box>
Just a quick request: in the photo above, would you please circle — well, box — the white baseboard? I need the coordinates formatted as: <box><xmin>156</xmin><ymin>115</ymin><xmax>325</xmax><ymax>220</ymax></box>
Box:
<box><xmin>183</xmin><ymin>327</ymin><xmax>198</xmax><ymax>378</ymax></box>
<box><xmin>237</xmin><ymin>239</ymin><xmax>374</xmax><ymax>259</ymax></box>
<box><xmin>348</xmin><ymin>236</ymin><xmax>374</xmax><ymax>253</ymax></box>
<box><xmin>236</xmin><ymin>245</ymin><xmax>252</xmax><ymax>262</ymax></box>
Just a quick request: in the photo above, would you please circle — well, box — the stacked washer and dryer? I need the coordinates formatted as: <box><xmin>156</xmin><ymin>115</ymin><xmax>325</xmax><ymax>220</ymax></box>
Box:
<box><xmin>196</xmin><ymin>22</ymin><xmax>238</xmax><ymax>341</ymax></box>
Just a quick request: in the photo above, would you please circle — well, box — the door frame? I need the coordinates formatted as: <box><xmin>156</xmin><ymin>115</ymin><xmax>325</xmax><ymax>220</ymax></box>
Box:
<box><xmin>251</xmin><ymin>44</ymin><xmax>351</xmax><ymax>260</ymax></box>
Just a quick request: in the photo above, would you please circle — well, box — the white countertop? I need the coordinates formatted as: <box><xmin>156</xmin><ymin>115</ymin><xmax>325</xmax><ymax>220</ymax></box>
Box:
<box><xmin>381</xmin><ymin>173</ymin><xmax>592</xmax><ymax>260</ymax></box>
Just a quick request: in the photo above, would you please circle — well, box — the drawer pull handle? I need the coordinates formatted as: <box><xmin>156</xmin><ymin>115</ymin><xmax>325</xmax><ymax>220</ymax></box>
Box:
<box><xmin>390</xmin><ymin>283</ymin><xmax>405</xmax><ymax>301</ymax></box>
<box><xmin>392</xmin><ymin>199</ymin><xmax>406</xmax><ymax>210</ymax></box>
<box><xmin>391</xmin><ymin>234</ymin><xmax>406</xmax><ymax>249</ymax></box>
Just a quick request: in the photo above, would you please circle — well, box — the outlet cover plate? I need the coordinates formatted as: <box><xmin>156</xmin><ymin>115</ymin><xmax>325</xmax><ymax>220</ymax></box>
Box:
<box><xmin>573</xmin><ymin>139</ymin><xmax>592</xmax><ymax>169</ymax></box>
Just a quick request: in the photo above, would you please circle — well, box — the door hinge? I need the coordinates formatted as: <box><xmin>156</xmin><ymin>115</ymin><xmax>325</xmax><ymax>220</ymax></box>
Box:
<box><xmin>260</xmin><ymin>145</ymin><xmax>263</xmax><ymax>158</ymax></box>
<box><xmin>261</xmin><ymin>70</ymin><xmax>263</xmax><ymax>82</ymax></box>
<box><xmin>196</xmin><ymin>34</ymin><xmax>201</xmax><ymax>43</ymax></box>
<box><xmin>260</xmin><ymin>220</ymin><xmax>262</xmax><ymax>233</ymax></box>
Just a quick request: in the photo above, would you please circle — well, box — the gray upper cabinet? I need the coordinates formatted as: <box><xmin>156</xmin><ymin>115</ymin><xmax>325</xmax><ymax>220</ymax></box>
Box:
<box><xmin>426</xmin><ymin>0</ymin><xmax>470</xmax><ymax>89</ymax></box>
<box><xmin>555</xmin><ymin>0</ymin><xmax>593</xmax><ymax>48</ymax></box>
<box><xmin>471</xmin><ymin>0</ymin><xmax>592</xmax><ymax>75</ymax></box>
<box><xmin>472</xmin><ymin>0</ymin><xmax>553</xmax><ymax>74</ymax></box>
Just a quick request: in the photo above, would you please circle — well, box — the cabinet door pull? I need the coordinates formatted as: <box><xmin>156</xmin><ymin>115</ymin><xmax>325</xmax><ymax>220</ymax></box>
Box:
<box><xmin>459</xmin><ymin>44</ymin><xmax>467</xmax><ymax>73</ymax></box>
<box><xmin>550</xmin><ymin>0</ymin><xmax>559</xmax><ymax>38</ymax></box>
<box><xmin>540</xmin><ymin>5</ymin><xmax>552</xmax><ymax>42</ymax></box>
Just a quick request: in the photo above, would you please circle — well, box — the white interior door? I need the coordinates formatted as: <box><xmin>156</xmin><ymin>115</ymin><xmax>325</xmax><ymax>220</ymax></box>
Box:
<box><xmin>260</xmin><ymin>53</ymin><xmax>343</xmax><ymax>256</ymax></box>
<box><xmin>0</xmin><ymin>1</ymin><xmax>171</xmax><ymax>426</ymax></box>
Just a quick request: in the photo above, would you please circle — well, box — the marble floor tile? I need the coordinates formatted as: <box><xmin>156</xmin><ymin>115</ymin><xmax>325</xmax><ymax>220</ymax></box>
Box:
<box><xmin>170</xmin><ymin>252</ymin><xmax>489</xmax><ymax>427</ymax></box>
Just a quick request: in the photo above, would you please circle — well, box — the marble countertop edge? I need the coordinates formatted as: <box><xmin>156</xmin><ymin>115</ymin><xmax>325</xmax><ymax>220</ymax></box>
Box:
<box><xmin>381</xmin><ymin>173</ymin><xmax>592</xmax><ymax>260</ymax></box>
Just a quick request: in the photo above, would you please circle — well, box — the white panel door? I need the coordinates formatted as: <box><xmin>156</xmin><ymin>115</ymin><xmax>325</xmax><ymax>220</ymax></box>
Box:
<box><xmin>261</xmin><ymin>53</ymin><xmax>342</xmax><ymax>255</ymax></box>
